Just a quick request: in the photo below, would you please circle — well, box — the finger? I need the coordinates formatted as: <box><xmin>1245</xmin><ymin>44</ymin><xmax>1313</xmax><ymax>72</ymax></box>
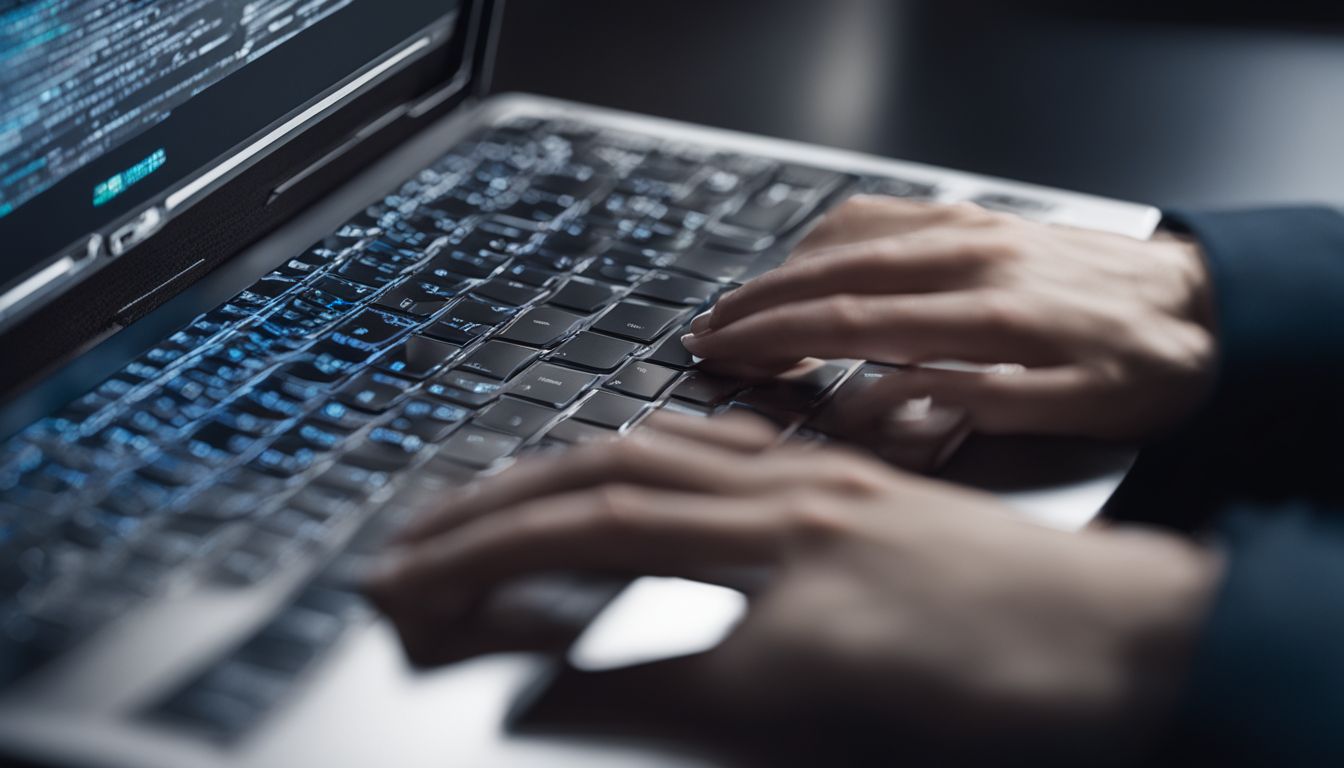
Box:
<box><xmin>636</xmin><ymin>410</ymin><xmax>783</xmax><ymax>453</ymax></box>
<box><xmin>792</xmin><ymin>196</ymin><xmax>987</xmax><ymax>256</ymax></box>
<box><xmin>371</xmin><ymin>573</ymin><xmax>625</xmax><ymax>668</ymax></box>
<box><xmin>705</xmin><ymin>234</ymin><xmax>994</xmax><ymax>333</ymax></box>
<box><xmin>395</xmin><ymin>433</ymin><xmax>788</xmax><ymax>544</ymax></box>
<box><xmin>832</xmin><ymin>364</ymin><xmax>1094</xmax><ymax>435</ymax></box>
<box><xmin>373</xmin><ymin>489</ymin><xmax>788</xmax><ymax>603</ymax></box>
<box><xmin>682</xmin><ymin>293</ymin><xmax>1065</xmax><ymax>367</ymax></box>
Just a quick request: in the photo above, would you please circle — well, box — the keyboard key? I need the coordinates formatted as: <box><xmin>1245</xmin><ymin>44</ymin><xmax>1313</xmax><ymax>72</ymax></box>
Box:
<box><xmin>578</xmin><ymin>255</ymin><xmax>649</xmax><ymax>285</ymax></box>
<box><xmin>606</xmin><ymin>361</ymin><xmax>679</xmax><ymax>400</ymax></box>
<box><xmin>550</xmin><ymin>332</ymin><xmax>639</xmax><ymax>372</ymax></box>
<box><xmin>473</xmin><ymin>278</ymin><xmax>545</xmax><ymax>307</ymax></box>
<box><xmin>331</xmin><ymin>309</ymin><xmax>415</xmax><ymax>351</ymax></box>
<box><xmin>734</xmin><ymin>362</ymin><xmax>850</xmax><ymax>414</ymax></box>
<box><xmin>335</xmin><ymin>371</ymin><xmax>415</xmax><ymax>413</ymax></box>
<box><xmin>632</xmin><ymin>271</ymin><xmax>721</xmax><ymax>306</ymax></box>
<box><xmin>374</xmin><ymin>278</ymin><xmax>468</xmax><ymax>317</ymax></box>
<box><xmin>669</xmin><ymin>371</ymin><xmax>744</xmax><ymax>407</ymax></box>
<box><xmin>545</xmin><ymin>419</ymin><xmax>618</xmax><ymax>445</ymax></box>
<box><xmin>376</xmin><ymin>336</ymin><xmax>461</xmax><ymax>379</ymax></box>
<box><xmin>548</xmin><ymin>278</ymin><xmax>621</xmax><ymax>314</ymax></box>
<box><xmin>592</xmin><ymin>302</ymin><xmax>686</xmax><ymax>343</ymax></box>
<box><xmin>389</xmin><ymin>399</ymin><xmax>469</xmax><ymax>443</ymax></box>
<box><xmin>438</xmin><ymin>426</ymin><xmax>521</xmax><ymax>469</ymax></box>
<box><xmin>504</xmin><ymin>263</ymin><xmax>558</xmax><ymax>287</ymax></box>
<box><xmin>475</xmin><ymin>399</ymin><xmax>561</xmax><ymax>439</ymax></box>
<box><xmin>425</xmin><ymin>370</ymin><xmax>504</xmax><ymax>408</ymax></box>
<box><xmin>509</xmin><ymin>363</ymin><xmax>598</xmax><ymax>408</ymax></box>
<box><xmin>668</xmin><ymin>246</ymin><xmax>756</xmax><ymax>282</ymax></box>
<box><xmin>457</xmin><ymin>341</ymin><xmax>540</xmax><ymax>380</ymax></box>
<box><xmin>422</xmin><ymin>300</ymin><xmax>514</xmax><ymax>344</ymax></box>
<box><xmin>497</xmin><ymin>306</ymin><xmax>585</xmax><ymax>348</ymax></box>
<box><xmin>572</xmin><ymin>391</ymin><xmax>647</xmax><ymax>430</ymax></box>
<box><xmin>719</xmin><ymin>188</ymin><xmax>810</xmax><ymax>233</ymax></box>
<box><xmin>645</xmin><ymin>333</ymin><xmax>695</xmax><ymax>369</ymax></box>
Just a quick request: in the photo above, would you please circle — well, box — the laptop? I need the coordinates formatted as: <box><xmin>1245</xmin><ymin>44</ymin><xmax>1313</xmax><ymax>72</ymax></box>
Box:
<box><xmin>0</xmin><ymin>1</ymin><xmax>1160</xmax><ymax>765</ymax></box>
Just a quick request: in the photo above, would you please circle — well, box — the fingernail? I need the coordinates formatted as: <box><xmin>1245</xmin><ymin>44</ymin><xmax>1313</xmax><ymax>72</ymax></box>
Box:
<box><xmin>681</xmin><ymin>332</ymin><xmax>706</xmax><ymax>355</ymax></box>
<box><xmin>689</xmin><ymin>309</ymin><xmax>714</xmax><ymax>335</ymax></box>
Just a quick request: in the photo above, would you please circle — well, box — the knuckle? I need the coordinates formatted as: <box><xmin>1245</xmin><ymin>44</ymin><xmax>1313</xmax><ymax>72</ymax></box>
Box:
<box><xmin>978</xmin><ymin>289</ymin><xmax>1031</xmax><ymax>331</ymax></box>
<box><xmin>589</xmin><ymin>483</ymin><xmax>645</xmax><ymax>531</ymax></box>
<box><xmin>817</xmin><ymin>456</ymin><xmax>888</xmax><ymax>496</ymax></box>
<box><xmin>823</xmin><ymin>295</ymin><xmax>869</xmax><ymax>334</ymax></box>
<box><xmin>786</xmin><ymin>493</ymin><xmax>854</xmax><ymax>543</ymax></box>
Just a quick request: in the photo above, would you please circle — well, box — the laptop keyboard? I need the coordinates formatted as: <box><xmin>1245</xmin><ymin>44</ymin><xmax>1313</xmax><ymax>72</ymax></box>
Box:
<box><xmin>0</xmin><ymin>116</ymin><xmax>968</xmax><ymax>737</ymax></box>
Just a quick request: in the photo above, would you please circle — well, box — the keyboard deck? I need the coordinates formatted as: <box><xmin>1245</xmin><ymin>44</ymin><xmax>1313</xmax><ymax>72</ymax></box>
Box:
<box><xmin>0</xmin><ymin>116</ymin><xmax>1006</xmax><ymax>740</ymax></box>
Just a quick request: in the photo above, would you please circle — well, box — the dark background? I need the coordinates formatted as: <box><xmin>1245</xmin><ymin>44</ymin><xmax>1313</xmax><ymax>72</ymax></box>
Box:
<box><xmin>491</xmin><ymin>0</ymin><xmax>1344</xmax><ymax>210</ymax></box>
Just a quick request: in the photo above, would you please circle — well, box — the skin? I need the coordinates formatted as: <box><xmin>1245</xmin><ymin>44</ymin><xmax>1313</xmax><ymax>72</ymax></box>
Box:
<box><xmin>367</xmin><ymin>198</ymin><xmax>1226</xmax><ymax>764</ymax></box>
<box><xmin>685</xmin><ymin>196</ymin><xmax>1216</xmax><ymax>440</ymax></box>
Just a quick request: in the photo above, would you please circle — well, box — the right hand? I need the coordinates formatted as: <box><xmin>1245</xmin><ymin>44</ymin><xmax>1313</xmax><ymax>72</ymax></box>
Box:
<box><xmin>681</xmin><ymin>196</ymin><xmax>1218</xmax><ymax>440</ymax></box>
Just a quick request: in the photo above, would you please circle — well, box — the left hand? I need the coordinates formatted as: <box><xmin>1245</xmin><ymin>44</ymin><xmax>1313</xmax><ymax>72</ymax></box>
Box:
<box><xmin>365</xmin><ymin>413</ymin><xmax>1219</xmax><ymax>764</ymax></box>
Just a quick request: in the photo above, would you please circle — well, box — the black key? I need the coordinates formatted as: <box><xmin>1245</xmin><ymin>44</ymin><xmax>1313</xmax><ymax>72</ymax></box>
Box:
<box><xmin>720</xmin><ymin>190</ymin><xmax>809</xmax><ymax>233</ymax></box>
<box><xmin>551</xmin><ymin>332</ymin><xmax>639</xmax><ymax>372</ymax></box>
<box><xmin>578</xmin><ymin>256</ymin><xmax>649</xmax><ymax>285</ymax></box>
<box><xmin>438</xmin><ymin>426</ymin><xmax>521</xmax><ymax>469</ymax></box>
<box><xmin>503</xmin><ymin>263</ymin><xmax>558</xmax><ymax>287</ymax></box>
<box><xmin>422</xmin><ymin>249</ymin><xmax>503</xmax><ymax>280</ymax></box>
<box><xmin>592</xmin><ymin>302</ymin><xmax>687</xmax><ymax>343</ymax></box>
<box><xmin>545</xmin><ymin>419</ymin><xmax>618</xmax><ymax>445</ymax></box>
<box><xmin>670</xmin><ymin>371</ymin><xmax>744</xmax><ymax>407</ymax></box>
<box><xmin>374</xmin><ymin>277</ymin><xmax>468</xmax><ymax>317</ymax></box>
<box><xmin>548</xmin><ymin>278</ymin><xmax>621</xmax><ymax>314</ymax></box>
<box><xmin>571</xmin><ymin>391</ymin><xmax>647</xmax><ymax>430</ymax></box>
<box><xmin>632</xmin><ymin>271</ymin><xmax>721</xmax><ymax>306</ymax></box>
<box><xmin>473</xmin><ymin>278</ymin><xmax>545</xmax><ymax>307</ymax></box>
<box><xmin>775</xmin><ymin>164</ymin><xmax>852</xmax><ymax>196</ymax></box>
<box><xmin>645</xmin><ymin>333</ymin><xmax>695</xmax><ymax>369</ymax></box>
<box><xmin>509</xmin><ymin>363</ymin><xmax>598</xmax><ymax>408</ymax></box>
<box><xmin>530</xmin><ymin>171</ymin><xmax>610</xmax><ymax>201</ymax></box>
<box><xmin>342</xmin><ymin>433</ymin><xmax>424</xmax><ymax>473</ymax></box>
<box><xmin>449</xmin><ymin>298</ymin><xmax>516</xmax><ymax>325</ymax></box>
<box><xmin>606</xmin><ymin>361</ymin><xmax>679</xmax><ymax>400</ymax></box>
<box><xmin>388</xmin><ymin>399</ymin><xmax>469</xmax><ymax>443</ymax></box>
<box><xmin>668</xmin><ymin>247</ymin><xmax>756</xmax><ymax>282</ymax></box>
<box><xmin>425</xmin><ymin>370</ymin><xmax>504</xmax><ymax>408</ymax></box>
<box><xmin>331</xmin><ymin>309</ymin><xmax>415</xmax><ymax>351</ymax></box>
<box><xmin>475</xmin><ymin>399</ymin><xmax>561</xmax><ymax>439</ymax></box>
<box><xmin>335</xmin><ymin>252</ymin><xmax>410</xmax><ymax>287</ymax></box>
<box><xmin>457</xmin><ymin>341</ymin><xmax>540</xmax><ymax>380</ymax></box>
<box><xmin>422</xmin><ymin>300</ymin><xmax>514</xmax><ymax>344</ymax></box>
<box><xmin>310</xmin><ymin>400</ymin><xmax>378</xmax><ymax>431</ymax></box>
<box><xmin>735</xmin><ymin>362</ymin><xmax>851</xmax><ymax>414</ymax></box>
<box><xmin>377</xmin><ymin>336</ymin><xmax>461</xmax><ymax>379</ymax></box>
<box><xmin>497</xmin><ymin>306</ymin><xmax>585</xmax><ymax>348</ymax></box>
<box><xmin>335</xmin><ymin>371</ymin><xmax>415</xmax><ymax>413</ymax></box>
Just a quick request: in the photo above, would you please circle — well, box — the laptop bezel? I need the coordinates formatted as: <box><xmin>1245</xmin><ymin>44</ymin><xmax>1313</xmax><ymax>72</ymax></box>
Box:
<box><xmin>0</xmin><ymin>0</ymin><xmax>502</xmax><ymax>403</ymax></box>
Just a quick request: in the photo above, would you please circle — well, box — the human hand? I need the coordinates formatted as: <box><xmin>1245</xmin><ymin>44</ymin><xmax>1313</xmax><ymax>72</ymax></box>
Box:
<box><xmin>366</xmin><ymin>414</ymin><xmax>1219</xmax><ymax>763</ymax></box>
<box><xmin>683</xmin><ymin>197</ymin><xmax>1216</xmax><ymax>440</ymax></box>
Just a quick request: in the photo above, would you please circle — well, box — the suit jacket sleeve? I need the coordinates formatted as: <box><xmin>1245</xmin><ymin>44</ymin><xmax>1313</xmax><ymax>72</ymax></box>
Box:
<box><xmin>1099</xmin><ymin>207</ymin><xmax>1344</xmax><ymax>763</ymax></box>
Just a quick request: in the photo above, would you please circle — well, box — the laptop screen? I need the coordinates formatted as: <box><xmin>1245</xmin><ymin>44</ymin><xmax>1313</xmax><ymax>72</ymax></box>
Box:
<box><xmin>0</xmin><ymin>0</ymin><xmax>464</xmax><ymax>310</ymax></box>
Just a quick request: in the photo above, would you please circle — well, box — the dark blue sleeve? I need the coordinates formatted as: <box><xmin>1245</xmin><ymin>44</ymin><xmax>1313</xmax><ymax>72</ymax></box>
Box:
<box><xmin>1163</xmin><ymin>504</ymin><xmax>1344</xmax><ymax>765</ymax></box>
<box><xmin>1107</xmin><ymin>207</ymin><xmax>1344</xmax><ymax>527</ymax></box>
<box><xmin>1097</xmin><ymin>207</ymin><xmax>1344</xmax><ymax>763</ymax></box>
